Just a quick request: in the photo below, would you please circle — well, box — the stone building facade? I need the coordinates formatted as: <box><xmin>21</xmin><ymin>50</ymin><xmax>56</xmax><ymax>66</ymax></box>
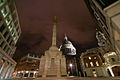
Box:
<box><xmin>83</xmin><ymin>0</ymin><xmax>120</xmax><ymax>77</ymax></box>
<box><xmin>81</xmin><ymin>47</ymin><xmax>110</xmax><ymax>77</ymax></box>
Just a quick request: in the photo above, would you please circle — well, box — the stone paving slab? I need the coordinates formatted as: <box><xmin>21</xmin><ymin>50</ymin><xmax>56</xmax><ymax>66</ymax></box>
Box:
<box><xmin>34</xmin><ymin>77</ymin><xmax>120</xmax><ymax>80</ymax></box>
<box><xmin>5</xmin><ymin>77</ymin><xmax>120</xmax><ymax>80</ymax></box>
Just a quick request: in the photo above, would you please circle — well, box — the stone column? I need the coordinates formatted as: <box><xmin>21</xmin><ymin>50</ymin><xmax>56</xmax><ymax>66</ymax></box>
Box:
<box><xmin>43</xmin><ymin>58</ymin><xmax>48</xmax><ymax>77</ymax></box>
<box><xmin>33</xmin><ymin>72</ymin><xmax>36</xmax><ymax>78</ymax></box>
<box><xmin>23</xmin><ymin>71</ymin><xmax>25</xmax><ymax>77</ymax></box>
<box><xmin>108</xmin><ymin>67</ymin><xmax>114</xmax><ymax>77</ymax></box>
<box><xmin>56</xmin><ymin>58</ymin><xmax>60</xmax><ymax>77</ymax></box>
<box><xmin>28</xmin><ymin>72</ymin><xmax>30</xmax><ymax>77</ymax></box>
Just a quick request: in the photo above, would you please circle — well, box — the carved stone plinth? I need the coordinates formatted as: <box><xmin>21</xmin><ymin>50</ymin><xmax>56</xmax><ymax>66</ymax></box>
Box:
<box><xmin>39</xmin><ymin>46</ymin><xmax>67</xmax><ymax>77</ymax></box>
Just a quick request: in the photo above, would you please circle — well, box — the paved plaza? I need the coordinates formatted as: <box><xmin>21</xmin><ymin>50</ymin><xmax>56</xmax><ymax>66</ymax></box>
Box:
<box><xmin>4</xmin><ymin>77</ymin><xmax>120</xmax><ymax>80</ymax></box>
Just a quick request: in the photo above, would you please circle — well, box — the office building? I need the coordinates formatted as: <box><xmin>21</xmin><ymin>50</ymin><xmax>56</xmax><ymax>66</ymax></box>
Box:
<box><xmin>14</xmin><ymin>53</ymin><xmax>40</xmax><ymax>78</ymax></box>
<box><xmin>0</xmin><ymin>0</ymin><xmax>21</xmax><ymax>79</ymax></box>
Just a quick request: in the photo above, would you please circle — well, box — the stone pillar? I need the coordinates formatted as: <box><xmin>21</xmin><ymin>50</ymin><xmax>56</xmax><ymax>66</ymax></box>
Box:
<box><xmin>61</xmin><ymin>56</ymin><xmax>67</xmax><ymax>76</ymax></box>
<box><xmin>33</xmin><ymin>72</ymin><xmax>36</xmax><ymax>78</ymax></box>
<box><xmin>42</xmin><ymin>58</ymin><xmax>48</xmax><ymax>77</ymax></box>
<box><xmin>28</xmin><ymin>72</ymin><xmax>30</xmax><ymax>77</ymax></box>
<box><xmin>23</xmin><ymin>71</ymin><xmax>25</xmax><ymax>77</ymax></box>
<box><xmin>56</xmin><ymin>58</ymin><xmax>61</xmax><ymax>77</ymax></box>
<box><xmin>108</xmin><ymin>67</ymin><xmax>115</xmax><ymax>77</ymax></box>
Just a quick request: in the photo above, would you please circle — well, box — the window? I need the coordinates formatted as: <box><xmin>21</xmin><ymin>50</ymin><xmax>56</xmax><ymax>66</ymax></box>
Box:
<box><xmin>94</xmin><ymin>57</ymin><xmax>96</xmax><ymax>59</ymax></box>
<box><xmin>12</xmin><ymin>30</ymin><xmax>15</xmax><ymax>36</ymax></box>
<box><xmin>89</xmin><ymin>57</ymin><xmax>91</xmax><ymax>60</ymax></box>
<box><xmin>103</xmin><ymin>27</ymin><xmax>110</xmax><ymax>37</ymax></box>
<box><xmin>0</xmin><ymin>0</ymin><xmax>3</xmax><ymax>3</ymax></box>
<box><xmin>0</xmin><ymin>25</ymin><xmax>5</xmax><ymax>33</ymax></box>
<box><xmin>92</xmin><ymin>69</ymin><xmax>96</xmax><ymax>71</ymax></box>
<box><xmin>0</xmin><ymin>37</ymin><xmax>2</xmax><ymax>44</ymax></box>
<box><xmin>3</xmin><ymin>31</ymin><xmax>8</xmax><ymax>38</ymax></box>
<box><xmin>8</xmin><ymin>24</ymin><xmax>13</xmax><ymax>31</ymax></box>
<box><xmin>16</xmin><ymin>27</ymin><xmax>19</xmax><ymax>32</ymax></box>
<box><xmin>90</xmin><ymin>62</ymin><xmax>94</xmax><ymax>67</ymax></box>
<box><xmin>9</xmin><ymin>3</ymin><xmax>15</xmax><ymax>12</ymax></box>
<box><xmin>0</xmin><ymin>40</ymin><xmax>3</xmax><ymax>47</ymax></box>
<box><xmin>24</xmin><ymin>73</ymin><xmax>28</xmax><ymax>77</ymax></box>
<box><xmin>0</xmin><ymin>0</ymin><xmax>4</xmax><ymax>5</ymax></box>
<box><xmin>9</xmin><ymin>40</ymin><xmax>12</xmax><ymax>45</ymax></box>
<box><xmin>7</xmin><ymin>35</ymin><xmax>11</xmax><ymax>42</ymax></box>
<box><xmin>0</xmin><ymin>41</ymin><xmax>4</xmax><ymax>48</ymax></box>
<box><xmin>5</xmin><ymin>16</ymin><xmax>11</xmax><ymax>25</ymax></box>
<box><xmin>1</xmin><ymin>7</ymin><xmax>7</xmax><ymax>17</ymax></box>
<box><xmin>7</xmin><ymin>49</ymin><xmax>11</xmax><ymax>54</ymax></box>
<box><xmin>96</xmin><ymin>61</ymin><xmax>99</xmax><ymax>66</ymax></box>
<box><xmin>92</xmin><ymin>69</ymin><xmax>97</xmax><ymax>77</ymax></box>
<box><xmin>96</xmin><ymin>0</ymin><xmax>118</xmax><ymax>9</ymax></box>
<box><xmin>6</xmin><ymin>47</ymin><xmax>9</xmax><ymax>53</ymax></box>
<box><xmin>7</xmin><ymin>0</ymin><xmax>11</xmax><ymax>3</ymax></box>
<box><xmin>12</xmin><ymin>13</ymin><xmax>17</xmax><ymax>21</ymax></box>
<box><xmin>3</xmin><ymin>44</ymin><xmax>7</xmax><ymax>50</ymax></box>
<box><xmin>30</xmin><ymin>73</ymin><xmax>33</xmax><ymax>77</ymax></box>
<box><xmin>111</xmin><ymin>58</ymin><xmax>115</xmax><ymax>62</ymax></box>
<box><xmin>14</xmin><ymin>21</ymin><xmax>18</xmax><ymax>27</ymax></box>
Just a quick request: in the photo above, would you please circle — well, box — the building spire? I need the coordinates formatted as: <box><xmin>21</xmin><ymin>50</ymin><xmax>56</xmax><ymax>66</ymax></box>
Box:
<box><xmin>52</xmin><ymin>16</ymin><xmax>57</xmax><ymax>46</ymax></box>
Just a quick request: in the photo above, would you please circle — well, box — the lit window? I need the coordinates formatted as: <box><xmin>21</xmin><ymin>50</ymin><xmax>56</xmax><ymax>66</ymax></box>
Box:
<box><xmin>5</xmin><ymin>16</ymin><xmax>11</xmax><ymax>25</ymax></box>
<box><xmin>96</xmin><ymin>61</ymin><xmax>99</xmax><ymax>66</ymax></box>
<box><xmin>0</xmin><ymin>0</ymin><xmax>4</xmax><ymax>5</ymax></box>
<box><xmin>90</xmin><ymin>62</ymin><xmax>93</xmax><ymax>67</ymax></box>
<box><xmin>26</xmin><ymin>71</ymin><xmax>29</xmax><ymax>73</ymax></box>
<box><xmin>94</xmin><ymin>57</ymin><xmax>96</xmax><ymax>59</ymax></box>
<box><xmin>18</xmin><ymin>71</ymin><xmax>20</xmax><ymax>73</ymax></box>
<box><xmin>8</xmin><ymin>23</ymin><xmax>14</xmax><ymax>31</ymax></box>
<box><xmin>89</xmin><ymin>57</ymin><xmax>91</xmax><ymax>60</ymax></box>
<box><xmin>1</xmin><ymin>7</ymin><xmax>7</xmax><ymax>17</ymax></box>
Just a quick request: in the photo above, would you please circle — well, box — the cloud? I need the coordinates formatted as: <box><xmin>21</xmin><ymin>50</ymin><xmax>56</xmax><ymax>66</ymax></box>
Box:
<box><xmin>14</xmin><ymin>0</ymin><xmax>98</xmax><ymax>60</ymax></box>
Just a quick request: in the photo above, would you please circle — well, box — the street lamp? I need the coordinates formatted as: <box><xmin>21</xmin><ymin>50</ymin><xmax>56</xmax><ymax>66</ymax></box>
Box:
<box><xmin>69</xmin><ymin>63</ymin><xmax>73</xmax><ymax>67</ymax></box>
<box><xmin>69</xmin><ymin>63</ymin><xmax>73</xmax><ymax>76</ymax></box>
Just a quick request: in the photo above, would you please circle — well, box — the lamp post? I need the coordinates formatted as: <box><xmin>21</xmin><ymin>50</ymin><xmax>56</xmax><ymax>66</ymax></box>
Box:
<box><xmin>69</xmin><ymin>63</ymin><xmax>73</xmax><ymax>76</ymax></box>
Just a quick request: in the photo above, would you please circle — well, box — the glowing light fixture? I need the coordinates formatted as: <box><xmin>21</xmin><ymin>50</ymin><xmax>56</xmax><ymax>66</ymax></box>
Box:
<box><xmin>69</xmin><ymin>63</ymin><xmax>73</xmax><ymax>67</ymax></box>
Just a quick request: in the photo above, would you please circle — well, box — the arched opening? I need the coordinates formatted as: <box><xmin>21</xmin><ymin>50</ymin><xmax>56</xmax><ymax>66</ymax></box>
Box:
<box><xmin>112</xmin><ymin>66</ymin><xmax>120</xmax><ymax>76</ymax></box>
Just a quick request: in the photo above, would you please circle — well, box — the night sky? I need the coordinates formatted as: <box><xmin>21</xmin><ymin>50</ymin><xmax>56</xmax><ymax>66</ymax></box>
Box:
<box><xmin>14</xmin><ymin>0</ymin><xmax>98</xmax><ymax>60</ymax></box>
